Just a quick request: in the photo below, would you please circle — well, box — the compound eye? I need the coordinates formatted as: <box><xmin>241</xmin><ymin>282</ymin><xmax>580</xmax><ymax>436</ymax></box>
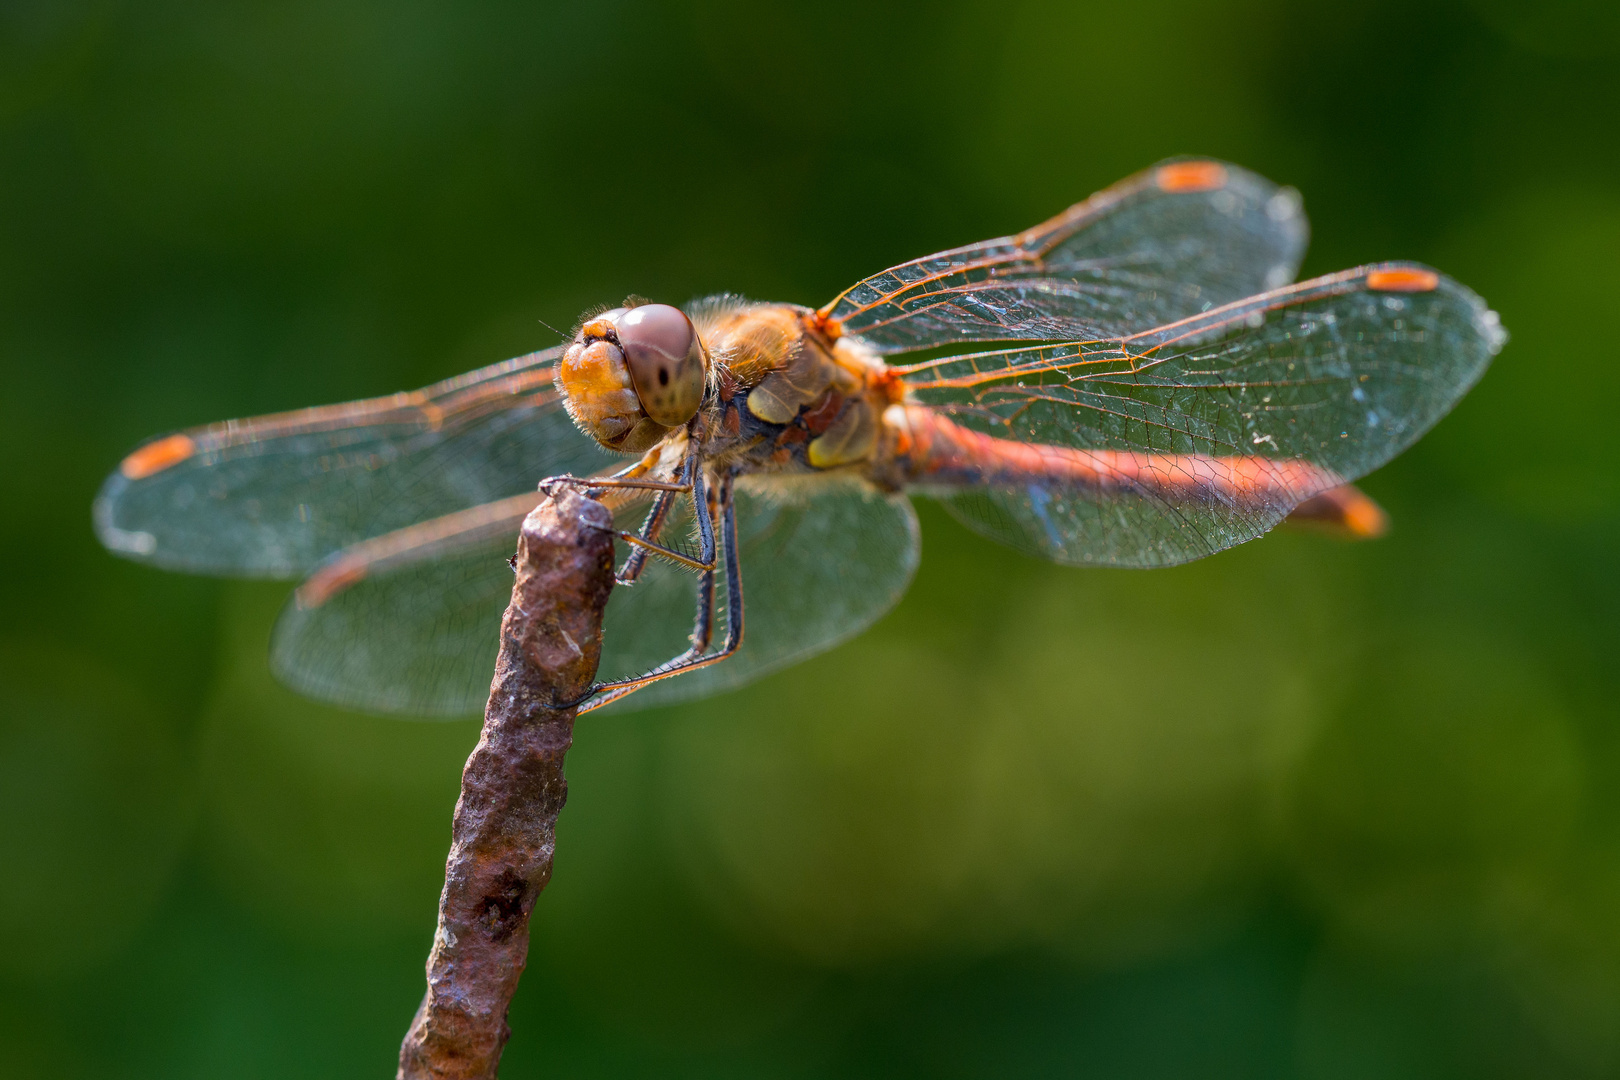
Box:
<box><xmin>616</xmin><ymin>303</ymin><xmax>706</xmax><ymax>427</ymax></box>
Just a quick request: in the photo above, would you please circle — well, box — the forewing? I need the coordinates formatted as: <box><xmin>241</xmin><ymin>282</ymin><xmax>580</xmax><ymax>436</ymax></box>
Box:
<box><xmin>269</xmin><ymin>478</ymin><xmax>919</xmax><ymax>717</ymax></box>
<box><xmin>94</xmin><ymin>346</ymin><xmax>616</xmax><ymax>577</ymax></box>
<box><xmin>820</xmin><ymin>159</ymin><xmax>1309</xmax><ymax>352</ymax></box>
<box><xmin>902</xmin><ymin>264</ymin><xmax>1505</xmax><ymax>567</ymax></box>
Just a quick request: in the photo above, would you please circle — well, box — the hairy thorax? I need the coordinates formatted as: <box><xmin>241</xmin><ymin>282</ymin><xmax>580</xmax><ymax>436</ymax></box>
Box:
<box><xmin>687</xmin><ymin>298</ymin><xmax>907</xmax><ymax>487</ymax></box>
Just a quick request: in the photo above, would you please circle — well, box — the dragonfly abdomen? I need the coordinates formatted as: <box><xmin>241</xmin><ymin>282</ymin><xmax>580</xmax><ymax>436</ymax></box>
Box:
<box><xmin>884</xmin><ymin>404</ymin><xmax>1343</xmax><ymax>510</ymax></box>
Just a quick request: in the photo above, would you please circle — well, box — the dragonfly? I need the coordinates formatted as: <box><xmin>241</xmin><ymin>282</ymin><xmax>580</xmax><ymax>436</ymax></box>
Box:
<box><xmin>95</xmin><ymin>158</ymin><xmax>1505</xmax><ymax>715</ymax></box>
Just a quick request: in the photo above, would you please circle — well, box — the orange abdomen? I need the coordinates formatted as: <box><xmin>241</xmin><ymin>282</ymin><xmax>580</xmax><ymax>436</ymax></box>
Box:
<box><xmin>886</xmin><ymin>404</ymin><xmax>1342</xmax><ymax>509</ymax></box>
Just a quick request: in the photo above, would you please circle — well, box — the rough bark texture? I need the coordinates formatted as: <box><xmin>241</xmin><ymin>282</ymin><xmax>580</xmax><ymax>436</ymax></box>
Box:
<box><xmin>398</xmin><ymin>487</ymin><xmax>614</xmax><ymax>1080</ymax></box>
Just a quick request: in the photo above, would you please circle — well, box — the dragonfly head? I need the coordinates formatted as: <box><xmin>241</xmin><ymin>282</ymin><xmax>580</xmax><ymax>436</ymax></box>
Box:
<box><xmin>556</xmin><ymin>302</ymin><xmax>710</xmax><ymax>452</ymax></box>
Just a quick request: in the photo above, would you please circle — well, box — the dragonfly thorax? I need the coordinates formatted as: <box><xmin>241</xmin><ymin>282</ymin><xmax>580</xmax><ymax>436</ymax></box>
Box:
<box><xmin>556</xmin><ymin>302</ymin><xmax>709</xmax><ymax>453</ymax></box>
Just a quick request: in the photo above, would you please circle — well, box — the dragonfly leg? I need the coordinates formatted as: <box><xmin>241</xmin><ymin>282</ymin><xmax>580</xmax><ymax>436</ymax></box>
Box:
<box><xmin>617</xmin><ymin>442</ymin><xmax>709</xmax><ymax>583</ymax></box>
<box><xmin>558</xmin><ymin>470</ymin><xmax>744</xmax><ymax>714</ymax></box>
<box><xmin>615</xmin><ymin>486</ymin><xmax>678</xmax><ymax>584</ymax></box>
<box><xmin>677</xmin><ymin>475</ymin><xmax>722</xmax><ymax>658</ymax></box>
<box><xmin>615</xmin><ymin>489</ymin><xmax>720</xmax><ymax>674</ymax></box>
<box><xmin>541</xmin><ymin>474</ymin><xmax>691</xmax><ymax>497</ymax></box>
<box><xmin>613</xmin><ymin>531</ymin><xmax>715</xmax><ymax>574</ymax></box>
<box><xmin>603</xmin><ymin>452</ymin><xmax>716</xmax><ymax>575</ymax></box>
<box><xmin>598</xmin><ymin>447</ymin><xmax>662</xmax><ymax>482</ymax></box>
<box><xmin>545</xmin><ymin>439</ymin><xmax>695</xmax><ymax>494</ymax></box>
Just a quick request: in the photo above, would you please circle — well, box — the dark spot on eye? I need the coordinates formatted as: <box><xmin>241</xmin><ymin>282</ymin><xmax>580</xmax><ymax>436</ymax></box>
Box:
<box><xmin>658</xmin><ymin>367</ymin><xmax>669</xmax><ymax>386</ymax></box>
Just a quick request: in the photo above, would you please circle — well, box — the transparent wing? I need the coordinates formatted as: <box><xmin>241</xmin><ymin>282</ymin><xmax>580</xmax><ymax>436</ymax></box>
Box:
<box><xmin>899</xmin><ymin>264</ymin><xmax>1505</xmax><ymax>567</ymax></box>
<box><xmin>93</xmin><ymin>345</ymin><xmax>616</xmax><ymax>576</ymax></box>
<box><xmin>819</xmin><ymin>159</ymin><xmax>1309</xmax><ymax>352</ymax></box>
<box><xmin>270</xmin><ymin>478</ymin><xmax>919</xmax><ymax>716</ymax></box>
<box><xmin>270</xmin><ymin>494</ymin><xmax>541</xmax><ymax>715</ymax></box>
<box><xmin>598</xmin><ymin>476</ymin><xmax>919</xmax><ymax>712</ymax></box>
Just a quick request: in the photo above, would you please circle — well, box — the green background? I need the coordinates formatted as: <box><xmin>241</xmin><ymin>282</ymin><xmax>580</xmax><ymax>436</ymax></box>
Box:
<box><xmin>3</xmin><ymin>1</ymin><xmax>1618</xmax><ymax>1076</ymax></box>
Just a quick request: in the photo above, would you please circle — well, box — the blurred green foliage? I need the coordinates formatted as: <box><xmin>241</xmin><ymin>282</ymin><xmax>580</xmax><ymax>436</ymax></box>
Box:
<box><xmin>2</xmin><ymin>0</ymin><xmax>1617</xmax><ymax>1076</ymax></box>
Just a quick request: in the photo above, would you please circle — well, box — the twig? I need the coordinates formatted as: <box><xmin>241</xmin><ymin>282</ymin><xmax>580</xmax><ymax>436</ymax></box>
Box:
<box><xmin>398</xmin><ymin>487</ymin><xmax>615</xmax><ymax>1080</ymax></box>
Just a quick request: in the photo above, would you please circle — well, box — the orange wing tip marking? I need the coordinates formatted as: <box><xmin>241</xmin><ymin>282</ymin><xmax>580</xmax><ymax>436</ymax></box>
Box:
<box><xmin>1365</xmin><ymin>267</ymin><xmax>1439</xmax><ymax>293</ymax></box>
<box><xmin>296</xmin><ymin>558</ymin><xmax>368</xmax><ymax>609</ymax></box>
<box><xmin>1155</xmin><ymin>161</ymin><xmax>1228</xmax><ymax>194</ymax></box>
<box><xmin>120</xmin><ymin>434</ymin><xmax>196</xmax><ymax>479</ymax></box>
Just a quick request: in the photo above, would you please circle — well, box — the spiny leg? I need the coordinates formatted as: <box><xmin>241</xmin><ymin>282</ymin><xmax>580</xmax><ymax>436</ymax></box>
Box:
<box><xmin>617</xmin><ymin>486</ymin><xmax>678</xmax><ymax>584</ymax></box>
<box><xmin>544</xmin><ymin>436</ymin><xmax>695</xmax><ymax>495</ymax></box>
<box><xmin>543</xmin><ymin>475</ymin><xmax>690</xmax><ymax>496</ymax></box>
<box><xmin>617</xmin><ymin>446</ymin><xmax>717</xmax><ymax>581</ymax></box>
<box><xmin>632</xmin><ymin>471</ymin><xmax>721</xmax><ymax>664</ymax></box>
<box><xmin>594</xmin><ymin>446</ymin><xmax>661</xmax><ymax>483</ymax></box>
<box><xmin>612</xmin><ymin>458</ymin><xmax>717</xmax><ymax>572</ymax></box>
<box><xmin>576</xmin><ymin>470</ymin><xmax>744</xmax><ymax>714</ymax></box>
<box><xmin>673</xmin><ymin>478</ymin><xmax>721</xmax><ymax>659</ymax></box>
<box><xmin>540</xmin><ymin>444</ymin><xmax>692</xmax><ymax>500</ymax></box>
<box><xmin>544</xmin><ymin>443</ymin><xmax>716</xmax><ymax>580</ymax></box>
<box><xmin>687</xmin><ymin>554</ymin><xmax>717</xmax><ymax>655</ymax></box>
<box><xmin>615</xmin><ymin>531</ymin><xmax>715</xmax><ymax>574</ymax></box>
<box><xmin>619</xmin><ymin>444</ymin><xmax>701</xmax><ymax>583</ymax></box>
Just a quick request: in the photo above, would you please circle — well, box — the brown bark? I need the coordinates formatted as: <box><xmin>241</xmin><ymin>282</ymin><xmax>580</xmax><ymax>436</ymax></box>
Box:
<box><xmin>398</xmin><ymin>487</ymin><xmax>614</xmax><ymax>1080</ymax></box>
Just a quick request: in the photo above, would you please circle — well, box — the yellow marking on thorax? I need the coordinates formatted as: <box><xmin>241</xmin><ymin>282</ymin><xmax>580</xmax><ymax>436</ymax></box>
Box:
<box><xmin>807</xmin><ymin>400</ymin><xmax>878</xmax><ymax>467</ymax></box>
<box><xmin>691</xmin><ymin>302</ymin><xmax>900</xmax><ymax>474</ymax></box>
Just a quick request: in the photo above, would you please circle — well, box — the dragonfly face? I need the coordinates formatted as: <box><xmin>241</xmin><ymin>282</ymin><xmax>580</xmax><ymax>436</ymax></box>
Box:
<box><xmin>94</xmin><ymin>158</ymin><xmax>1506</xmax><ymax>716</ymax></box>
<box><xmin>556</xmin><ymin>302</ymin><xmax>709</xmax><ymax>452</ymax></box>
